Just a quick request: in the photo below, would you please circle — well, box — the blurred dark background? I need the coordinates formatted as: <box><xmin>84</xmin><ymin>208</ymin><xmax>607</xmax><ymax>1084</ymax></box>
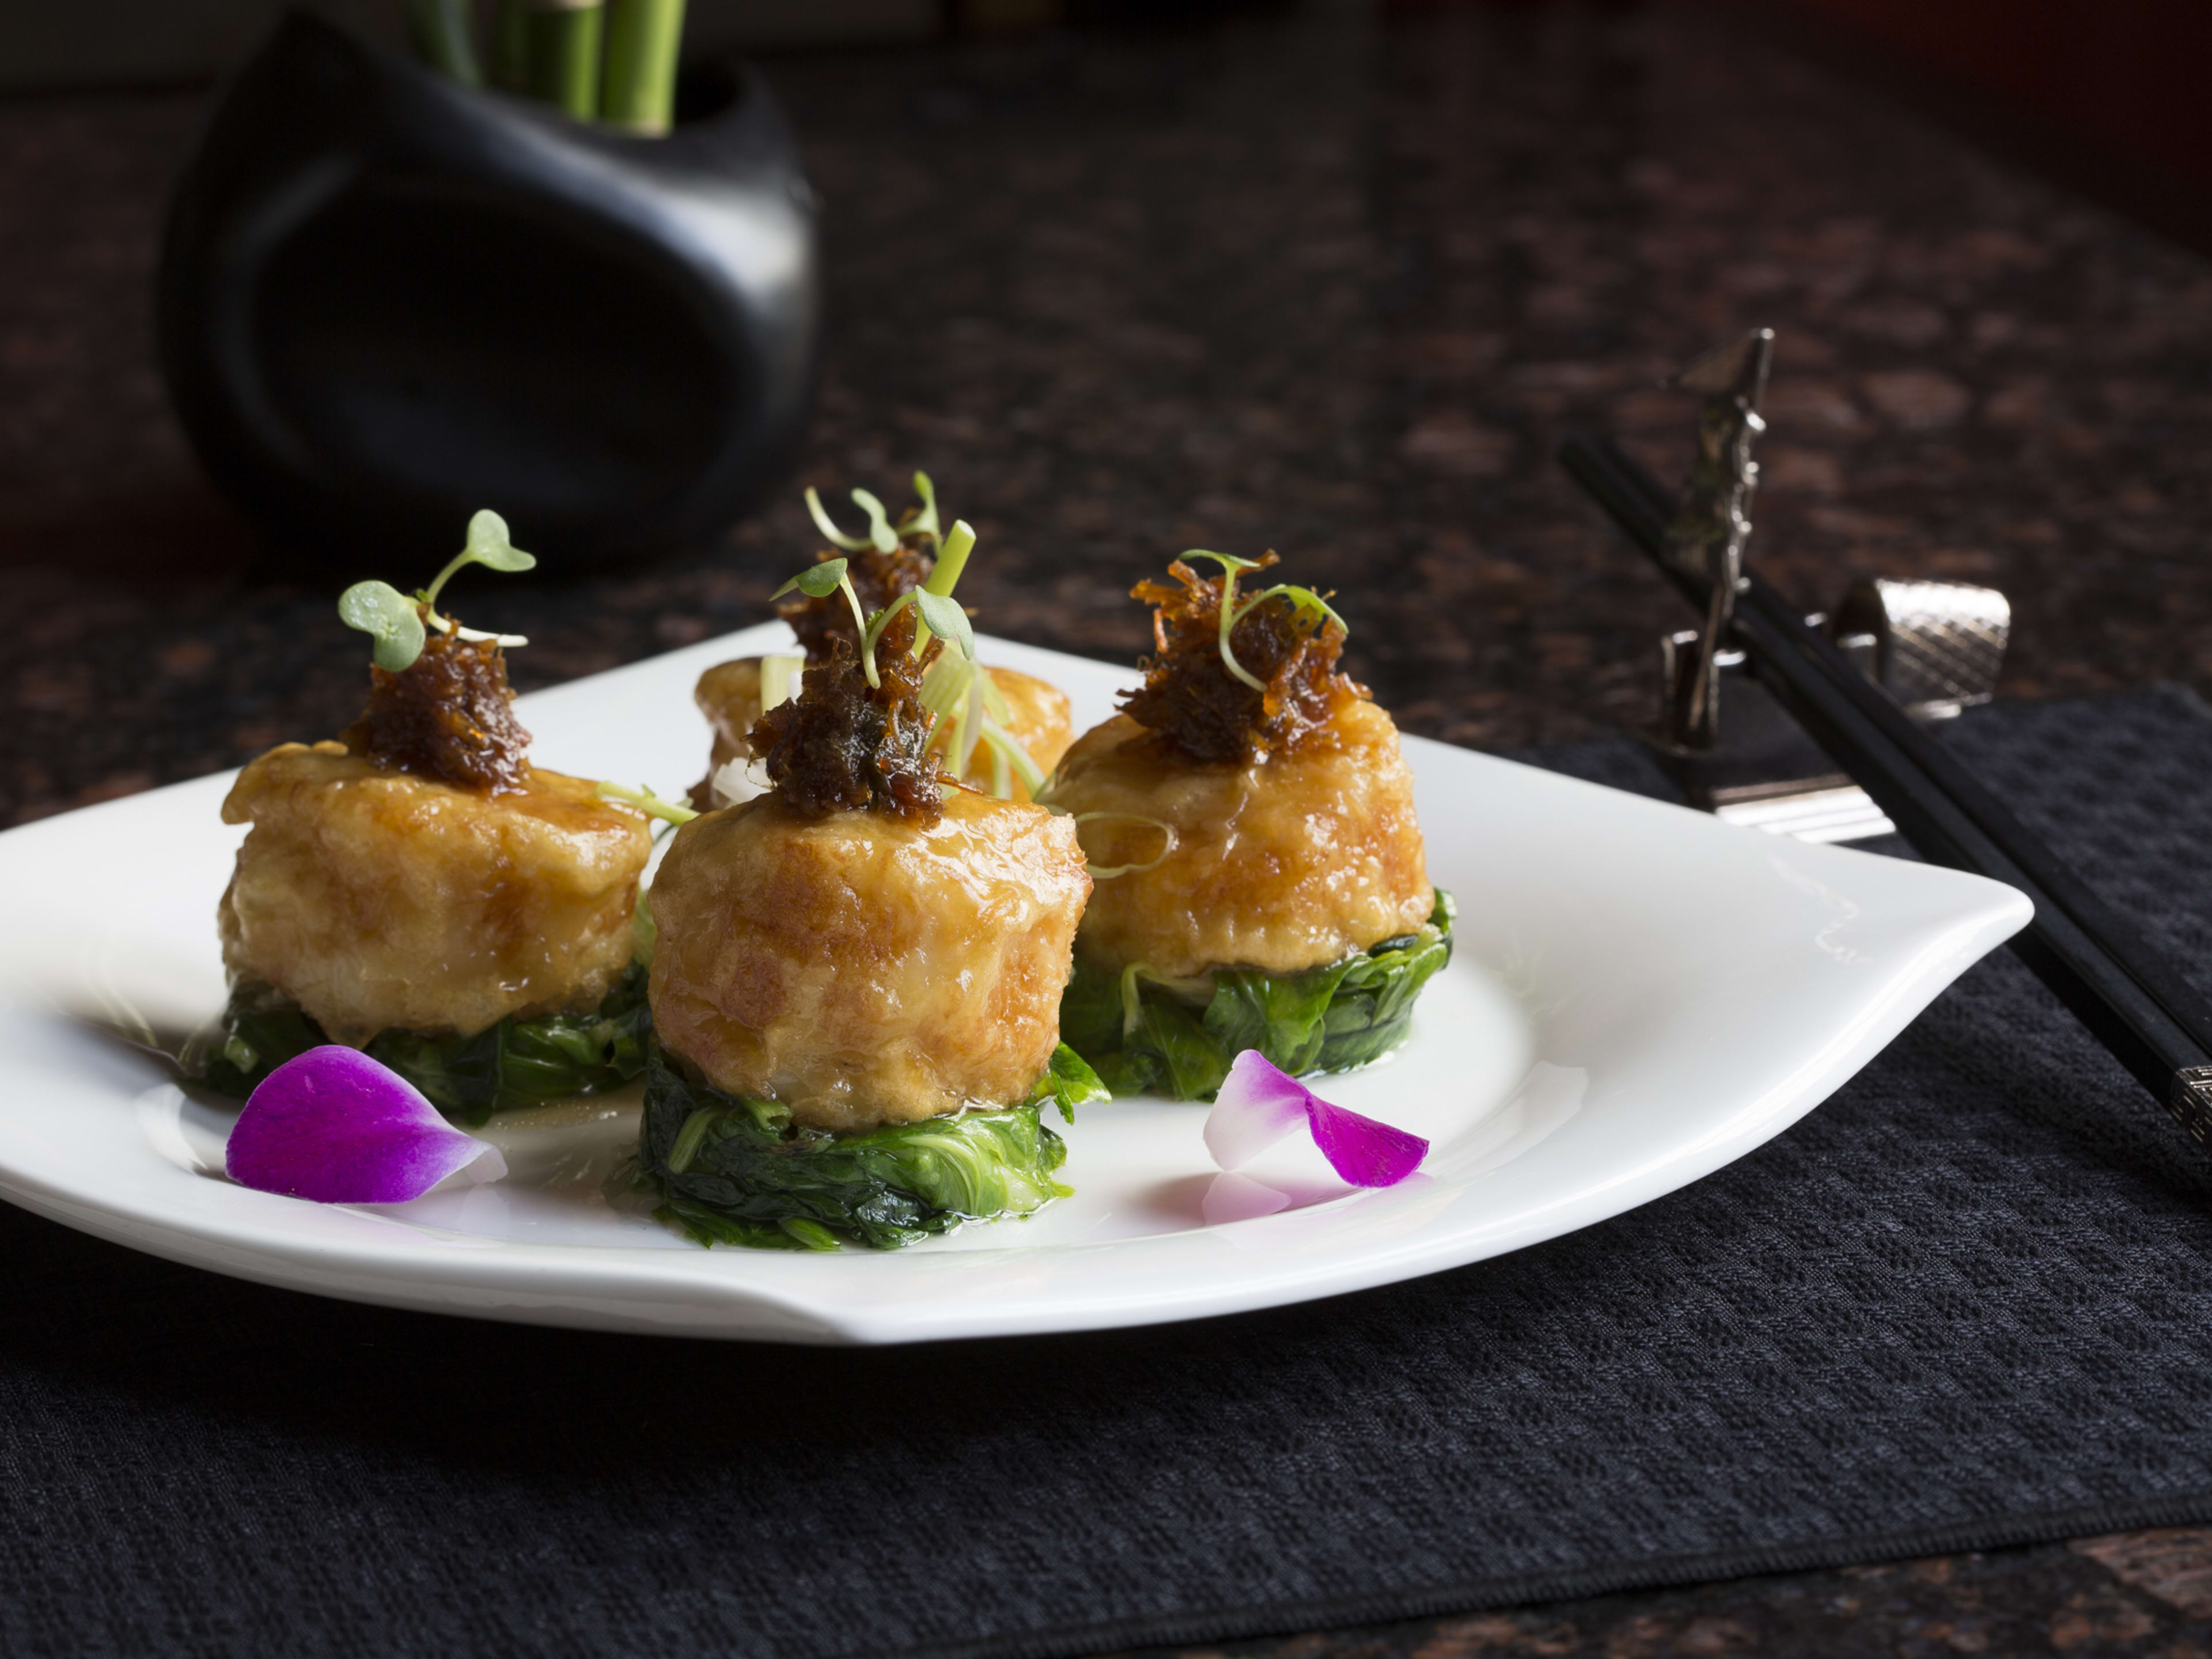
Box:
<box><xmin>1770</xmin><ymin>0</ymin><xmax>2212</xmax><ymax>191</ymax></box>
<box><xmin>2</xmin><ymin>0</ymin><xmax>2208</xmax><ymax>820</ymax></box>
<box><xmin>16</xmin><ymin>0</ymin><xmax>2209</xmax><ymax>206</ymax></box>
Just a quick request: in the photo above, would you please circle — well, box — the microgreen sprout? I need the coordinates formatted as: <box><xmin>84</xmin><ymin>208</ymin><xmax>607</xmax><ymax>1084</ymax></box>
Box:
<box><xmin>425</xmin><ymin>510</ymin><xmax>537</xmax><ymax>611</ymax></box>
<box><xmin>1180</xmin><ymin>550</ymin><xmax>1268</xmax><ymax>692</ymax></box>
<box><xmin>914</xmin><ymin>519</ymin><xmax>977</xmax><ymax>653</ymax></box>
<box><xmin>1234</xmin><ymin>584</ymin><xmax>1348</xmax><ymax>638</ymax></box>
<box><xmin>804</xmin><ymin>488</ymin><xmax>872</xmax><ymax>551</ymax></box>
<box><xmin>849</xmin><ymin>489</ymin><xmax>899</xmax><ymax>553</ymax></box>
<box><xmin>863</xmin><ymin>586</ymin><xmax>975</xmax><ymax>668</ymax></box>
<box><xmin>336</xmin><ymin>509</ymin><xmax>535</xmax><ymax>673</ymax></box>
<box><xmin>771</xmin><ymin>551</ymin><xmax>976</xmax><ymax>695</ymax></box>
<box><xmin>805</xmin><ymin>486</ymin><xmax>899</xmax><ymax>553</ymax></box>
<box><xmin>1177</xmin><ymin>550</ymin><xmax>1347</xmax><ymax>694</ymax></box>
<box><xmin>338</xmin><ymin>582</ymin><xmax>427</xmax><ymax>673</ymax></box>
<box><xmin>915</xmin><ymin>589</ymin><xmax>976</xmax><ymax>658</ymax></box>
<box><xmin>906</xmin><ymin>514</ymin><xmax>1014</xmax><ymax>786</ymax></box>
<box><xmin>780</xmin><ymin>481</ymin><xmax>1022</xmax><ymax>793</ymax></box>
<box><xmin>774</xmin><ymin>556</ymin><xmax>853</xmax><ymax>601</ymax></box>
<box><xmin>808</xmin><ymin>474</ymin><xmax>949</xmax><ymax>554</ymax></box>
<box><xmin>596</xmin><ymin>781</ymin><xmax>699</xmax><ymax>825</ymax></box>
<box><xmin>771</xmin><ymin>557</ymin><xmax>875</xmax><ymax>685</ymax></box>
<box><xmin>904</xmin><ymin>472</ymin><xmax>942</xmax><ymax>545</ymax></box>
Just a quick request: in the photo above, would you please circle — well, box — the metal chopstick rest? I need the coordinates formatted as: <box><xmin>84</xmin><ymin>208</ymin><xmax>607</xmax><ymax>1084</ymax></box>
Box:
<box><xmin>1558</xmin><ymin>421</ymin><xmax>2212</xmax><ymax>1154</ymax></box>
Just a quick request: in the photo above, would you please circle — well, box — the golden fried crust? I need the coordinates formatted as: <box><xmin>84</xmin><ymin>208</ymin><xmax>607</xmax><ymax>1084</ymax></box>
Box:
<box><xmin>648</xmin><ymin>790</ymin><xmax>1090</xmax><ymax>1132</ymax></box>
<box><xmin>218</xmin><ymin>743</ymin><xmax>652</xmax><ymax>1046</ymax></box>
<box><xmin>695</xmin><ymin>658</ymin><xmax>1073</xmax><ymax>802</ymax></box>
<box><xmin>1042</xmin><ymin>702</ymin><xmax>1433</xmax><ymax>982</ymax></box>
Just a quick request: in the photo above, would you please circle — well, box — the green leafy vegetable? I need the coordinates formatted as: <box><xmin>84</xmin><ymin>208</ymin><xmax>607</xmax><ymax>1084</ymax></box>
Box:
<box><xmin>1060</xmin><ymin>889</ymin><xmax>1456</xmax><ymax>1101</ymax></box>
<box><xmin>637</xmin><ymin>1047</ymin><xmax>1073</xmax><ymax>1250</ymax></box>
<box><xmin>203</xmin><ymin>963</ymin><xmax>652</xmax><ymax>1128</ymax></box>
<box><xmin>1027</xmin><ymin>1043</ymin><xmax>1111</xmax><ymax>1123</ymax></box>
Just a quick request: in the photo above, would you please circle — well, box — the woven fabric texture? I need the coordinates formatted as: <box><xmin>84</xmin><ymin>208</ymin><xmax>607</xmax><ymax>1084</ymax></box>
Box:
<box><xmin>6</xmin><ymin>688</ymin><xmax>2212</xmax><ymax>1659</ymax></box>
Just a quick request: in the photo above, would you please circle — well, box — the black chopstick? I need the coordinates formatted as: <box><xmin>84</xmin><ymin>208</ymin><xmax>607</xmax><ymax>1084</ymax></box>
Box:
<box><xmin>1558</xmin><ymin>431</ymin><xmax>2212</xmax><ymax>1150</ymax></box>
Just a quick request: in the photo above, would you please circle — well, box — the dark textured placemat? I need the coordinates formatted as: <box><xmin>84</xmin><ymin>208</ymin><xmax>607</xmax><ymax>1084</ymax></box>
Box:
<box><xmin>8</xmin><ymin>688</ymin><xmax>2212</xmax><ymax>1659</ymax></box>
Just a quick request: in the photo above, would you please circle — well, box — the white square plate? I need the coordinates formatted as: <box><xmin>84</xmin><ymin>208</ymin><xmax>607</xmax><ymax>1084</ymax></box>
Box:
<box><xmin>0</xmin><ymin>628</ymin><xmax>2029</xmax><ymax>1344</ymax></box>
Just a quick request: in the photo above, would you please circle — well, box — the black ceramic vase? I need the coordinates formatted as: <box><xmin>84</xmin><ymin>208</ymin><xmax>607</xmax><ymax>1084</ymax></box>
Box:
<box><xmin>157</xmin><ymin>10</ymin><xmax>820</xmax><ymax>574</ymax></box>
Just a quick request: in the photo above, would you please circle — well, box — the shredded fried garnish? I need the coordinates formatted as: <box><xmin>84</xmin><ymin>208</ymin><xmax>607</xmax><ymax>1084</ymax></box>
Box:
<box><xmin>1118</xmin><ymin>554</ymin><xmax>1363</xmax><ymax>764</ymax></box>
<box><xmin>748</xmin><ymin>603</ymin><xmax>947</xmax><ymax>823</ymax></box>
<box><xmin>781</xmin><ymin>540</ymin><xmax>934</xmax><ymax>664</ymax></box>
<box><xmin>339</xmin><ymin>613</ymin><xmax>532</xmax><ymax>793</ymax></box>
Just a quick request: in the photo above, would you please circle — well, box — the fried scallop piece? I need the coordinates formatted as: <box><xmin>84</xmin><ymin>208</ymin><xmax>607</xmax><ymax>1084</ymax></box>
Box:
<box><xmin>1043</xmin><ymin>699</ymin><xmax>1434</xmax><ymax>984</ymax></box>
<box><xmin>218</xmin><ymin>742</ymin><xmax>652</xmax><ymax>1047</ymax></box>
<box><xmin>649</xmin><ymin>788</ymin><xmax>1091</xmax><ymax>1133</ymax></box>
<box><xmin>694</xmin><ymin>657</ymin><xmax>1073</xmax><ymax>801</ymax></box>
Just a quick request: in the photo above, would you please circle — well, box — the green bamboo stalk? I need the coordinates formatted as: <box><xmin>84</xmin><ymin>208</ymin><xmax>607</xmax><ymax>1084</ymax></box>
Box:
<box><xmin>402</xmin><ymin>0</ymin><xmax>481</xmax><ymax>85</ymax></box>
<box><xmin>600</xmin><ymin>0</ymin><xmax>687</xmax><ymax>136</ymax></box>
<box><xmin>524</xmin><ymin>0</ymin><xmax>605</xmax><ymax>120</ymax></box>
<box><xmin>490</xmin><ymin>0</ymin><xmax>531</xmax><ymax>92</ymax></box>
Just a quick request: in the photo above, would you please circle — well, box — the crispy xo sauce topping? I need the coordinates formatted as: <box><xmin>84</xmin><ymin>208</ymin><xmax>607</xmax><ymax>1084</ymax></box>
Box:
<box><xmin>339</xmin><ymin>616</ymin><xmax>532</xmax><ymax>794</ymax></box>
<box><xmin>749</xmin><ymin>602</ymin><xmax>946</xmax><ymax>824</ymax></box>
<box><xmin>1118</xmin><ymin>552</ymin><xmax>1363</xmax><ymax>766</ymax></box>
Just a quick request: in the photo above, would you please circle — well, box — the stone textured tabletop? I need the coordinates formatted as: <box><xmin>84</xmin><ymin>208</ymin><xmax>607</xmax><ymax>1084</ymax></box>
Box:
<box><xmin>4</xmin><ymin>2</ymin><xmax>2212</xmax><ymax>1651</ymax></box>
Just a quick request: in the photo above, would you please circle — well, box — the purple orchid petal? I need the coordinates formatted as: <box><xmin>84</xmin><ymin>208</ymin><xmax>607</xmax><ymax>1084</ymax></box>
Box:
<box><xmin>1304</xmin><ymin>1093</ymin><xmax>1429</xmax><ymax>1187</ymax></box>
<box><xmin>1203</xmin><ymin>1050</ymin><xmax>1429</xmax><ymax>1190</ymax></box>
<box><xmin>1204</xmin><ymin>1050</ymin><xmax>1313</xmax><ymax>1169</ymax></box>
<box><xmin>225</xmin><ymin>1046</ymin><xmax>507</xmax><ymax>1205</ymax></box>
